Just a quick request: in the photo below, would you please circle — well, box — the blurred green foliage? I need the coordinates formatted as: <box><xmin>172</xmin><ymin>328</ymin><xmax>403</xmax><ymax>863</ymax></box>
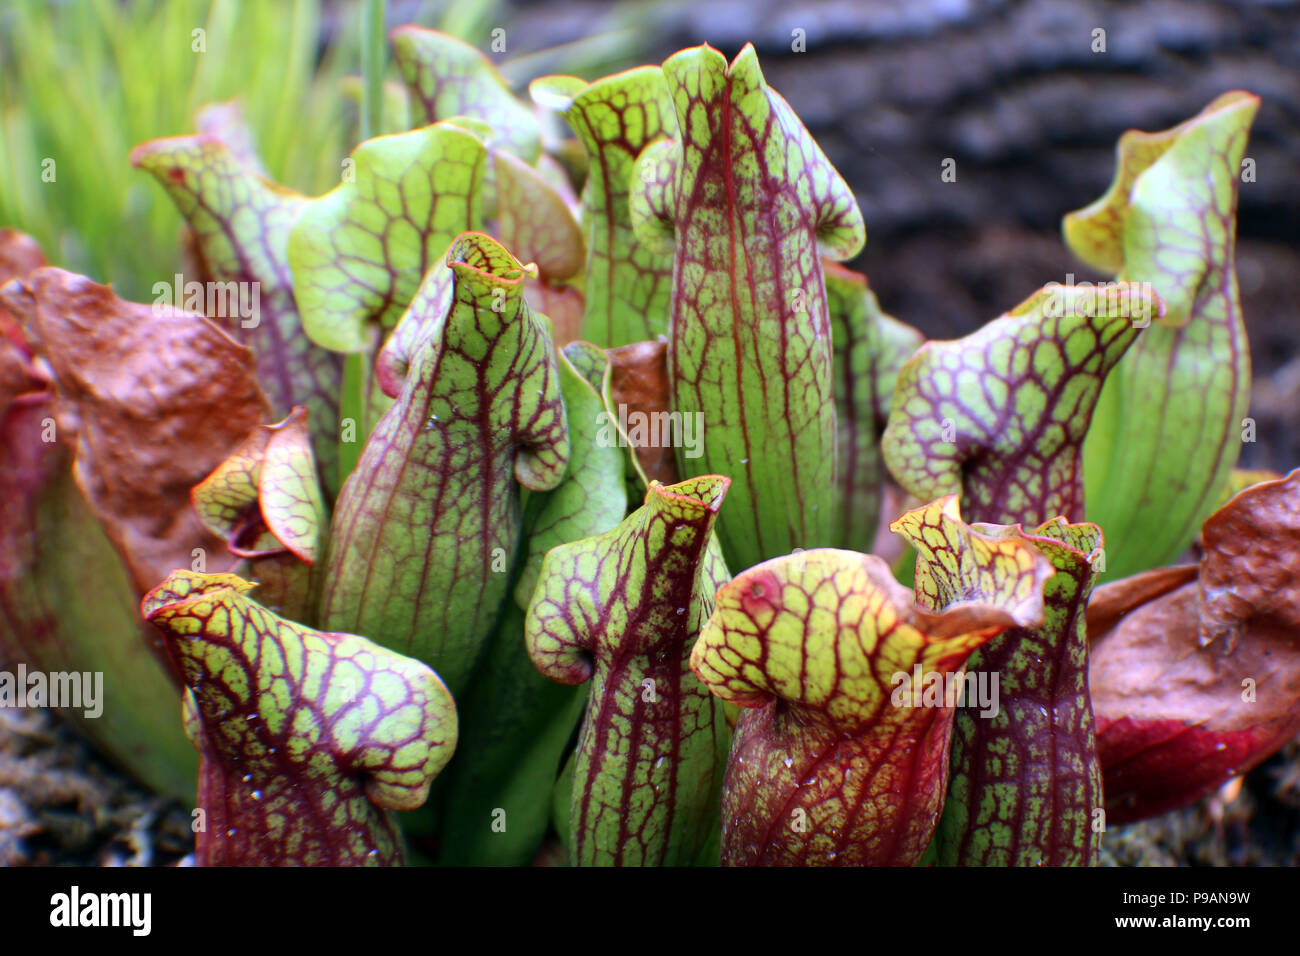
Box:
<box><xmin>0</xmin><ymin>0</ymin><xmax>506</xmax><ymax>300</ymax></box>
<box><xmin>0</xmin><ymin>0</ymin><xmax>661</xmax><ymax>300</ymax></box>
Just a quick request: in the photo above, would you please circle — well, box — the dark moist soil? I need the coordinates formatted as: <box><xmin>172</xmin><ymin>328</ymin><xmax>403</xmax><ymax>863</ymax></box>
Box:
<box><xmin>0</xmin><ymin>709</ymin><xmax>193</xmax><ymax>867</ymax></box>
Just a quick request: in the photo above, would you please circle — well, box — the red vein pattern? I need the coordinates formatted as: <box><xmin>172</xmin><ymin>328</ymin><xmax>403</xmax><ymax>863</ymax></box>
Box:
<box><xmin>131</xmin><ymin>127</ymin><xmax>344</xmax><ymax>494</ymax></box>
<box><xmin>934</xmin><ymin>519</ymin><xmax>1105</xmax><ymax>866</ymax></box>
<box><xmin>438</xmin><ymin>342</ymin><xmax>627</xmax><ymax>866</ymax></box>
<box><xmin>143</xmin><ymin>570</ymin><xmax>456</xmax><ymax>866</ymax></box>
<box><xmin>533</xmin><ymin>67</ymin><xmax>679</xmax><ymax>346</ymax></box>
<box><xmin>391</xmin><ymin>26</ymin><xmax>542</xmax><ymax>162</ymax></box>
<box><xmin>692</xmin><ymin>496</ymin><xmax>1051</xmax><ymax>865</ymax></box>
<box><xmin>630</xmin><ymin>44</ymin><xmax>865</xmax><ymax>571</ymax></box>
<box><xmin>321</xmin><ymin>233</ymin><xmax>568</xmax><ymax>696</ymax></box>
<box><xmin>882</xmin><ymin>282</ymin><xmax>1160</xmax><ymax>527</ymax></box>
<box><xmin>191</xmin><ymin>406</ymin><xmax>327</xmax><ymax>626</ymax></box>
<box><xmin>525</xmin><ymin>476</ymin><xmax>731</xmax><ymax>866</ymax></box>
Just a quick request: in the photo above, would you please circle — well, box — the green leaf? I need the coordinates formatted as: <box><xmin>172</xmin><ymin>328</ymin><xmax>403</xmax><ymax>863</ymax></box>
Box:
<box><xmin>630</xmin><ymin>44</ymin><xmax>865</xmax><ymax>572</ymax></box>
<box><xmin>131</xmin><ymin>116</ymin><xmax>344</xmax><ymax>495</ymax></box>
<box><xmin>526</xmin><ymin>475</ymin><xmax>731</xmax><ymax>866</ymax></box>
<box><xmin>531</xmin><ymin>68</ymin><xmax>679</xmax><ymax>346</ymax></box>
<box><xmin>493</xmin><ymin>148</ymin><xmax>587</xmax><ymax>346</ymax></box>
<box><xmin>493</xmin><ymin>150</ymin><xmax>585</xmax><ymax>286</ymax></box>
<box><xmin>514</xmin><ymin>343</ymin><xmax>629</xmax><ymax>606</ymax></box>
<box><xmin>1067</xmin><ymin>91</ymin><xmax>1260</xmax><ymax>577</ymax></box>
<box><xmin>391</xmin><ymin>26</ymin><xmax>541</xmax><ymax>162</ymax></box>
<box><xmin>691</xmin><ymin>495</ymin><xmax>1050</xmax><ymax>865</ymax></box>
<box><xmin>143</xmin><ymin>570</ymin><xmax>457</xmax><ymax>866</ymax></box>
<box><xmin>340</xmin><ymin>76</ymin><xmax>416</xmax><ymax>138</ymax></box>
<box><xmin>933</xmin><ymin>518</ymin><xmax>1104</xmax><ymax>866</ymax></box>
<box><xmin>437</xmin><ymin>342</ymin><xmax>627</xmax><ymax>866</ymax></box>
<box><xmin>319</xmin><ymin>233</ymin><xmax>569</xmax><ymax>696</ymax></box>
<box><xmin>823</xmin><ymin>262</ymin><xmax>923</xmax><ymax>551</ymax></box>
<box><xmin>881</xmin><ymin>281</ymin><xmax>1160</xmax><ymax>527</ymax></box>
<box><xmin>286</xmin><ymin>121</ymin><xmax>488</xmax><ymax>354</ymax></box>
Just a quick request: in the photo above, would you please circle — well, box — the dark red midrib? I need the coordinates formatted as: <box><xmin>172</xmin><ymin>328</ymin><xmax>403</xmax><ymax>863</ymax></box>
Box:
<box><xmin>189</xmin><ymin>184</ymin><xmax>300</xmax><ymax>421</ymax></box>
<box><xmin>570</xmin><ymin>529</ymin><xmax>641</xmax><ymax>855</ymax></box>
<box><xmin>331</xmin><ymin>286</ymin><xmax>514</xmax><ymax>662</ymax></box>
<box><xmin>330</xmin><ymin>338</ymin><xmax>441</xmax><ymax>649</ymax></box>
<box><xmin>573</xmin><ymin>520</ymin><xmax>712</xmax><ymax>865</ymax></box>
<box><xmin>579</xmin><ymin>102</ymin><xmax>635</xmax><ymax>347</ymax></box>
<box><xmin>716</xmin><ymin>75</ymin><xmax>765</xmax><ymax>560</ymax></box>
<box><xmin>416</xmin><ymin>295</ymin><xmax>526</xmax><ymax>666</ymax></box>
<box><xmin>954</xmin><ymin>577</ymin><xmax>1098</xmax><ymax>865</ymax></box>
<box><xmin>836</xmin><ymin>306</ymin><xmax>863</xmax><ymax>545</ymax></box>
<box><xmin>189</xmin><ymin>172</ymin><xmax>342</xmax><ymax>475</ymax></box>
<box><xmin>834</xmin><ymin>709</ymin><xmax>941</xmax><ymax>865</ymax></box>
<box><xmin>598</xmin><ymin>138</ymin><xmax>619</xmax><ymax>346</ymax></box>
<box><xmin>741</xmin><ymin>703</ymin><xmax>939</xmax><ymax>865</ymax></box>
<box><xmin>755</xmin><ymin>105</ymin><xmax>818</xmax><ymax>553</ymax></box>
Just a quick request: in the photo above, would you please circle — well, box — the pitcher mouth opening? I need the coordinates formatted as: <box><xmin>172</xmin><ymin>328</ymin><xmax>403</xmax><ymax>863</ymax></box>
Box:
<box><xmin>647</xmin><ymin>474</ymin><xmax>731</xmax><ymax>514</ymax></box>
<box><xmin>445</xmin><ymin>231</ymin><xmax>536</xmax><ymax>285</ymax></box>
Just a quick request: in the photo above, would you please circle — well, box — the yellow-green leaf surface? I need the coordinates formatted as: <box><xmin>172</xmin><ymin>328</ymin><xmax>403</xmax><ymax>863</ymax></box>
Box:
<box><xmin>493</xmin><ymin>148</ymin><xmax>587</xmax><ymax>345</ymax></box>
<box><xmin>882</xmin><ymin>282</ymin><xmax>1160</xmax><ymax>527</ymax></box>
<box><xmin>493</xmin><ymin>150</ymin><xmax>585</xmax><ymax>285</ymax></box>
<box><xmin>191</xmin><ymin>405</ymin><xmax>326</xmax><ymax>625</ymax></box>
<box><xmin>630</xmin><ymin>44</ymin><xmax>866</xmax><ymax>572</ymax></box>
<box><xmin>692</xmin><ymin>496</ymin><xmax>1050</xmax><ymax>865</ymax></box>
<box><xmin>437</xmin><ymin>342</ymin><xmax>627</xmax><ymax>866</ymax></box>
<box><xmin>192</xmin><ymin>406</ymin><xmax>325</xmax><ymax>565</ymax></box>
<box><xmin>933</xmin><ymin>518</ymin><xmax>1104</xmax><ymax>866</ymax></box>
<box><xmin>526</xmin><ymin>476</ymin><xmax>731</xmax><ymax>866</ymax></box>
<box><xmin>143</xmin><ymin>570</ymin><xmax>456</xmax><ymax>866</ymax></box>
<box><xmin>287</xmin><ymin>121</ymin><xmax>487</xmax><ymax>354</ymax></box>
<box><xmin>1067</xmin><ymin>91</ymin><xmax>1259</xmax><ymax>577</ymax></box>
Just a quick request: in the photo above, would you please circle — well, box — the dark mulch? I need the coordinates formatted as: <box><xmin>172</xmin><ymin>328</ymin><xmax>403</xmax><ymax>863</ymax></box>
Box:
<box><xmin>0</xmin><ymin>708</ymin><xmax>193</xmax><ymax>867</ymax></box>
